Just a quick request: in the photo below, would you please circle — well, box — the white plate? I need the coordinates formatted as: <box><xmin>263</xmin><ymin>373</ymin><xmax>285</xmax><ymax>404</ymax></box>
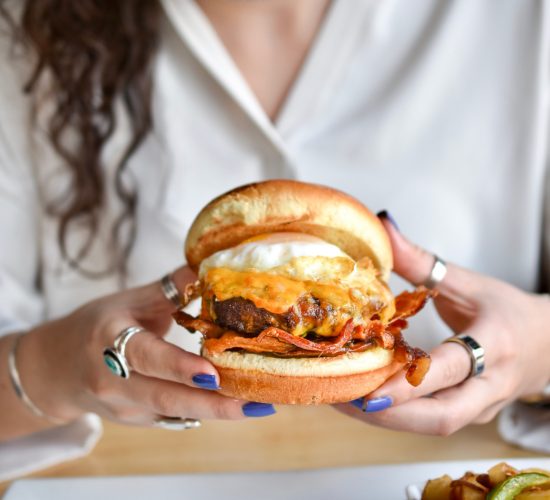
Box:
<box><xmin>5</xmin><ymin>458</ymin><xmax>550</xmax><ymax>500</ymax></box>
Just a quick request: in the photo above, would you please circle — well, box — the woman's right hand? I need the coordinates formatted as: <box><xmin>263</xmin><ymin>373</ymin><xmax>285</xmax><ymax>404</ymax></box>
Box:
<box><xmin>15</xmin><ymin>266</ymin><xmax>274</xmax><ymax>427</ymax></box>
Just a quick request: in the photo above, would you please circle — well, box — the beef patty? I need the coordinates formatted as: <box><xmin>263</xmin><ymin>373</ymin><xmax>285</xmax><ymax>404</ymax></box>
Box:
<box><xmin>212</xmin><ymin>296</ymin><xmax>331</xmax><ymax>336</ymax></box>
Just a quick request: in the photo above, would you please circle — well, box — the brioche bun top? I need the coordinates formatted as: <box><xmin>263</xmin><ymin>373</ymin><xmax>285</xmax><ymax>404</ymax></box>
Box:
<box><xmin>185</xmin><ymin>180</ymin><xmax>393</xmax><ymax>281</ymax></box>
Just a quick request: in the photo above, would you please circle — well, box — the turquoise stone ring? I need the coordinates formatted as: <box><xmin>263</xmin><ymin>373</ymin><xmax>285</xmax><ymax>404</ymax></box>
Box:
<box><xmin>103</xmin><ymin>348</ymin><xmax>127</xmax><ymax>378</ymax></box>
<box><xmin>103</xmin><ymin>326</ymin><xmax>145</xmax><ymax>379</ymax></box>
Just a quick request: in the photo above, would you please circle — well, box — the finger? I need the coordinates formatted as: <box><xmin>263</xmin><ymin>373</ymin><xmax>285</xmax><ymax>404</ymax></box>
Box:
<box><xmin>363</xmin><ymin>315</ymin><xmax>499</xmax><ymax>407</ymax></box>
<box><xmin>378</xmin><ymin>214</ymin><xmax>482</xmax><ymax>299</ymax></box>
<box><xmin>116</xmin><ymin>327</ymin><xmax>219</xmax><ymax>388</ymax></box>
<box><xmin>364</xmin><ymin>341</ymin><xmax>472</xmax><ymax>406</ymax></box>
<box><xmin>90</xmin><ymin>398</ymin><xmax>158</xmax><ymax>427</ymax></box>
<box><xmin>129</xmin><ymin>266</ymin><xmax>198</xmax><ymax>315</ymax></box>
<box><xmin>339</xmin><ymin>376</ymin><xmax>499</xmax><ymax>435</ymax></box>
<box><xmin>112</xmin><ymin>411</ymin><xmax>158</xmax><ymax>427</ymax></box>
<box><xmin>123</xmin><ymin>372</ymin><xmax>247</xmax><ymax>420</ymax></box>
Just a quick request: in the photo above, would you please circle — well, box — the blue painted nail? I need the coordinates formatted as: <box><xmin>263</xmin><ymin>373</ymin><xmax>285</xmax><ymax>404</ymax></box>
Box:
<box><xmin>365</xmin><ymin>396</ymin><xmax>393</xmax><ymax>412</ymax></box>
<box><xmin>351</xmin><ymin>397</ymin><xmax>366</xmax><ymax>410</ymax></box>
<box><xmin>350</xmin><ymin>396</ymin><xmax>393</xmax><ymax>413</ymax></box>
<box><xmin>242</xmin><ymin>402</ymin><xmax>276</xmax><ymax>418</ymax></box>
<box><xmin>192</xmin><ymin>373</ymin><xmax>220</xmax><ymax>390</ymax></box>
<box><xmin>377</xmin><ymin>210</ymin><xmax>400</xmax><ymax>231</ymax></box>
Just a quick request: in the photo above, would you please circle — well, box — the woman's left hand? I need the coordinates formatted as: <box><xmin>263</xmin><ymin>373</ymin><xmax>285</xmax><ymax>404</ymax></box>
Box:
<box><xmin>335</xmin><ymin>215</ymin><xmax>550</xmax><ymax>435</ymax></box>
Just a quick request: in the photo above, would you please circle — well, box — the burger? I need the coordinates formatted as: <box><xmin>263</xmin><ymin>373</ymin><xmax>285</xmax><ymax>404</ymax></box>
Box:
<box><xmin>175</xmin><ymin>180</ymin><xmax>431</xmax><ymax>404</ymax></box>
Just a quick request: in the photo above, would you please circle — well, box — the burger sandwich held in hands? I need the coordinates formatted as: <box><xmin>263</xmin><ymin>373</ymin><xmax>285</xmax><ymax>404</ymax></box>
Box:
<box><xmin>175</xmin><ymin>180</ymin><xmax>432</xmax><ymax>404</ymax></box>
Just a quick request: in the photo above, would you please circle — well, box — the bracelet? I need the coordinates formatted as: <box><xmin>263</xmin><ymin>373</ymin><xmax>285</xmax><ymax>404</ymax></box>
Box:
<box><xmin>8</xmin><ymin>333</ymin><xmax>67</xmax><ymax>425</ymax></box>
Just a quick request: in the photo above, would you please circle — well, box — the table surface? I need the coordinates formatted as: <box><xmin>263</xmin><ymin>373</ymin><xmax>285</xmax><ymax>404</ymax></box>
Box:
<box><xmin>0</xmin><ymin>405</ymin><xmax>544</xmax><ymax>497</ymax></box>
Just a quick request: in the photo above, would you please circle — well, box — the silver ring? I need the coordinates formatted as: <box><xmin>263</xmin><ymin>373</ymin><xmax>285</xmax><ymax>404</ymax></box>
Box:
<box><xmin>103</xmin><ymin>326</ymin><xmax>145</xmax><ymax>379</ymax></box>
<box><xmin>443</xmin><ymin>333</ymin><xmax>485</xmax><ymax>378</ymax></box>
<box><xmin>152</xmin><ymin>416</ymin><xmax>202</xmax><ymax>431</ymax></box>
<box><xmin>423</xmin><ymin>255</ymin><xmax>447</xmax><ymax>289</ymax></box>
<box><xmin>161</xmin><ymin>274</ymin><xmax>182</xmax><ymax>307</ymax></box>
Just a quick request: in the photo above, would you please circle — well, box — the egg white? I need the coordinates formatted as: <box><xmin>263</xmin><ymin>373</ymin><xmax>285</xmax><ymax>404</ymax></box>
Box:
<box><xmin>198</xmin><ymin>233</ymin><xmax>349</xmax><ymax>278</ymax></box>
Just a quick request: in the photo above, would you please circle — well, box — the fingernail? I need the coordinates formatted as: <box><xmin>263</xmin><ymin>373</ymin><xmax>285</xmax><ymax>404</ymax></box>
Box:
<box><xmin>192</xmin><ymin>373</ymin><xmax>220</xmax><ymax>390</ymax></box>
<box><xmin>350</xmin><ymin>397</ymin><xmax>366</xmax><ymax>411</ymax></box>
<box><xmin>242</xmin><ymin>402</ymin><xmax>276</xmax><ymax>417</ymax></box>
<box><xmin>365</xmin><ymin>396</ymin><xmax>393</xmax><ymax>412</ymax></box>
<box><xmin>377</xmin><ymin>210</ymin><xmax>400</xmax><ymax>231</ymax></box>
<box><xmin>350</xmin><ymin>395</ymin><xmax>393</xmax><ymax>413</ymax></box>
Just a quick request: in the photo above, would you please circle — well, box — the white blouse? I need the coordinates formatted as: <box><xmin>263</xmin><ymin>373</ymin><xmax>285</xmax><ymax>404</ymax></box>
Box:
<box><xmin>2</xmin><ymin>0</ymin><xmax>548</xmax><ymax>348</ymax></box>
<box><xmin>0</xmin><ymin>0</ymin><xmax>549</xmax><ymax>470</ymax></box>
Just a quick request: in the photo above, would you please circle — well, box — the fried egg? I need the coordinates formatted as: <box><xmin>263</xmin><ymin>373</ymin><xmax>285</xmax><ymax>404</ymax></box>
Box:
<box><xmin>199</xmin><ymin>233</ymin><xmax>348</xmax><ymax>276</ymax></box>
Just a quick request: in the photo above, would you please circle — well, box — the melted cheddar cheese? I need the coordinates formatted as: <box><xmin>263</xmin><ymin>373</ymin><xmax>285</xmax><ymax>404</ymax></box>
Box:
<box><xmin>200</xmin><ymin>235</ymin><xmax>395</xmax><ymax>337</ymax></box>
<box><xmin>203</xmin><ymin>262</ymin><xmax>395</xmax><ymax>336</ymax></box>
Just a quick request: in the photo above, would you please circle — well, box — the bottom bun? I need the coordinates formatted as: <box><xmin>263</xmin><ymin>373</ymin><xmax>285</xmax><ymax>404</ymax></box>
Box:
<box><xmin>202</xmin><ymin>345</ymin><xmax>405</xmax><ymax>405</ymax></box>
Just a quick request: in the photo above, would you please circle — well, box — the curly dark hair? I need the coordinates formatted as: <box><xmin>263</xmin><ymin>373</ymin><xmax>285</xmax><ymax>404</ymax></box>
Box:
<box><xmin>0</xmin><ymin>0</ymin><xmax>161</xmax><ymax>276</ymax></box>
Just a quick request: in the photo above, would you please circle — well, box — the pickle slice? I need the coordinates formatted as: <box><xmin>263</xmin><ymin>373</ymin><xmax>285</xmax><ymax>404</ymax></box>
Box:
<box><xmin>487</xmin><ymin>472</ymin><xmax>550</xmax><ymax>500</ymax></box>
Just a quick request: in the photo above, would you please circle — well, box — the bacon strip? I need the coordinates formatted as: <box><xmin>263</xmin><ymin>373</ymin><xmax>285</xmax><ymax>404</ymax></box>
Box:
<box><xmin>204</xmin><ymin>321</ymin><xmax>358</xmax><ymax>357</ymax></box>
<box><xmin>204</xmin><ymin>331</ymin><xmax>298</xmax><ymax>356</ymax></box>
<box><xmin>352</xmin><ymin>321</ymin><xmax>383</xmax><ymax>341</ymax></box>
<box><xmin>351</xmin><ymin>322</ymin><xmax>391</xmax><ymax>349</ymax></box>
<box><xmin>406</xmin><ymin>350</ymin><xmax>431</xmax><ymax>386</ymax></box>
<box><xmin>204</xmin><ymin>332</ymin><xmax>371</xmax><ymax>358</ymax></box>
<box><xmin>257</xmin><ymin>320</ymin><xmax>354</xmax><ymax>355</ymax></box>
<box><xmin>392</xmin><ymin>287</ymin><xmax>434</xmax><ymax>321</ymax></box>
<box><xmin>177</xmin><ymin>286</ymin><xmax>433</xmax><ymax>386</ymax></box>
<box><xmin>386</xmin><ymin>318</ymin><xmax>408</xmax><ymax>333</ymax></box>
<box><xmin>393</xmin><ymin>333</ymin><xmax>431</xmax><ymax>386</ymax></box>
<box><xmin>173</xmin><ymin>310</ymin><xmax>225</xmax><ymax>338</ymax></box>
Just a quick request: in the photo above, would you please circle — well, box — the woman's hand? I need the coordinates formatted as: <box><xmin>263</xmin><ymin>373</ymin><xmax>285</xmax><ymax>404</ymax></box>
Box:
<box><xmin>335</xmin><ymin>214</ymin><xmax>550</xmax><ymax>435</ymax></box>
<box><xmin>15</xmin><ymin>267</ymin><xmax>274</xmax><ymax>429</ymax></box>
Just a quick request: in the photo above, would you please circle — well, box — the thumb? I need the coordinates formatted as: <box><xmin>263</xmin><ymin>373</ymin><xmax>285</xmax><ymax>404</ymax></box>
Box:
<box><xmin>377</xmin><ymin>211</ymin><xmax>479</xmax><ymax>298</ymax></box>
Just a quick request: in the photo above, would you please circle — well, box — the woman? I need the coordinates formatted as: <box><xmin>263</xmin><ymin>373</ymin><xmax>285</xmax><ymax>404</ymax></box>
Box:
<box><xmin>0</xmin><ymin>0</ymin><xmax>549</xmax><ymax>469</ymax></box>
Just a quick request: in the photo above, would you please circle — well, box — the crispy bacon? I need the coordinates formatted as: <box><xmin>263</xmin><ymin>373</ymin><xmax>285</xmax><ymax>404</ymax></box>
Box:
<box><xmin>175</xmin><ymin>286</ymin><xmax>433</xmax><ymax>386</ymax></box>
<box><xmin>392</xmin><ymin>287</ymin><xmax>434</xmax><ymax>321</ymax></box>
<box><xmin>257</xmin><ymin>320</ymin><xmax>354</xmax><ymax>355</ymax></box>
<box><xmin>406</xmin><ymin>351</ymin><xmax>431</xmax><ymax>386</ymax></box>
<box><xmin>352</xmin><ymin>321</ymin><xmax>383</xmax><ymax>341</ymax></box>
<box><xmin>204</xmin><ymin>332</ymin><xmax>370</xmax><ymax>358</ymax></box>
<box><xmin>351</xmin><ymin>322</ymin><xmax>390</xmax><ymax>348</ymax></box>
<box><xmin>204</xmin><ymin>321</ymin><xmax>358</xmax><ymax>357</ymax></box>
<box><xmin>386</xmin><ymin>318</ymin><xmax>408</xmax><ymax>334</ymax></box>
<box><xmin>393</xmin><ymin>333</ymin><xmax>431</xmax><ymax>386</ymax></box>
<box><xmin>173</xmin><ymin>310</ymin><xmax>225</xmax><ymax>338</ymax></box>
<box><xmin>204</xmin><ymin>331</ymin><xmax>298</xmax><ymax>356</ymax></box>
